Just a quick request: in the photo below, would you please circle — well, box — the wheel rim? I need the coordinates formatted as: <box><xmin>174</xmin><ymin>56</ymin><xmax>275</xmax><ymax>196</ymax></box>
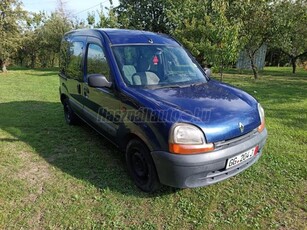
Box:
<box><xmin>131</xmin><ymin>150</ymin><xmax>149</xmax><ymax>184</ymax></box>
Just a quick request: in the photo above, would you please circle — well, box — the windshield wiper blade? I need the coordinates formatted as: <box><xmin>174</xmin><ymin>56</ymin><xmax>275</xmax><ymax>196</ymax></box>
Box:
<box><xmin>155</xmin><ymin>84</ymin><xmax>185</xmax><ymax>89</ymax></box>
<box><xmin>190</xmin><ymin>82</ymin><xmax>206</xmax><ymax>87</ymax></box>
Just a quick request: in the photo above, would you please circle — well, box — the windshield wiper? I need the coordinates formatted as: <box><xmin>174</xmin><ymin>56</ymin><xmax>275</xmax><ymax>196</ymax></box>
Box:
<box><xmin>190</xmin><ymin>82</ymin><xmax>206</xmax><ymax>87</ymax></box>
<box><xmin>154</xmin><ymin>84</ymin><xmax>186</xmax><ymax>89</ymax></box>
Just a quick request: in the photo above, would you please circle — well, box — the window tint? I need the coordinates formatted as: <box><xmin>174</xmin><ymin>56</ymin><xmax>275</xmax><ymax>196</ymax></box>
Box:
<box><xmin>65</xmin><ymin>41</ymin><xmax>84</xmax><ymax>81</ymax></box>
<box><xmin>87</xmin><ymin>44</ymin><xmax>110</xmax><ymax>81</ymax></box>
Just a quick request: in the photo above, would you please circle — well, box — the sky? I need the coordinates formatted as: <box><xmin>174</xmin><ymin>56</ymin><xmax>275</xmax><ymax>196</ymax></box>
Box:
<box><xmin>21</xmin><ymin>0</ymin><xmax>120</xmax><ymax>21</ymax></box>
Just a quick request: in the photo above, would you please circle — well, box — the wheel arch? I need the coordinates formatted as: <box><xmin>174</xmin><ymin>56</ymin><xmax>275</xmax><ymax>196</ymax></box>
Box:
<box><xmin>121</xmin><ymin>132</ymin><xmax>152</xmax><ymax>153</ymax></box>
<box><xmin>60</xmin><ymin>93</ymin><xmax>68</xmax><ymax>104</ymax></box>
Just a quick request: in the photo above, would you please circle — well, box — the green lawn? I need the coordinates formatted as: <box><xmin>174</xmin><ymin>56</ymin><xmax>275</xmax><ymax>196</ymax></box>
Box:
<box><xmin>0</xmin><ymin>67</ymin><xmax>306</xmax><ymax>229</ymax></box>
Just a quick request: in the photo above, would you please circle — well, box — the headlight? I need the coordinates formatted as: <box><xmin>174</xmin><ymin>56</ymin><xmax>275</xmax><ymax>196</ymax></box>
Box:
<box><xmin>169</xmin><ymin>123</ymin><xmax>214</xmax><ymax>154</ymax></box>
<box><xmin>173</xmin><ymin>124</ymin><xmax>204</xmax><ymax>144</ymax></box>
<box><xmin>257</xmin><ymin>103</ymin><xmax>265</xmax><ymax>132</ymax></box>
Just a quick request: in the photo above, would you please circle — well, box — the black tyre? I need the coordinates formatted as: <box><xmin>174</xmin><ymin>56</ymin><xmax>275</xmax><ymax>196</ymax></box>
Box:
<box><xmin>126</xmin><ymin>139</ymin><xmax>160</xmax><ymax>192</ymax></box>
<box><xmin>63</xmin><ymin>99</ymin><xmax>80</xmax><ymax>125</ymax></box>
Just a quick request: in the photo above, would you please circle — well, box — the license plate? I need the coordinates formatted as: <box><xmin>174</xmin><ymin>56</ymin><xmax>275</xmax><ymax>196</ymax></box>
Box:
<box><xmin>226</xmin><ymin>147</ymin><xmax>256</xmax><ymax>169</ymax></box>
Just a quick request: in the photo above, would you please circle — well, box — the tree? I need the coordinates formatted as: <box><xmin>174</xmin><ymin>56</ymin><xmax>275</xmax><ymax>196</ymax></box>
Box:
<box><xmin>0</xmin><ymin>0</ymin><xmax>25</xmax><ymax>72</ymax></box>
<box><xmin>114</xmin><ymin>0</ymin><xmax>240</xmax><ymax>79</ymax></box>
<box><xmin>228</xmin><ymin>0</ymin><xmax>276</xmax><ymax>79</ymax></box>
<box><xmin>207</xmin><ymin>3</ymin><xmax>240</xmax><ymax>81</ymax></box>
<box><xmin>116</xmin><ymin>0</ymin><xmax>174</xmax><ymax>33</ymax></box>
<box><xmin>273</xmin><ymin>0</ymin><xmax>307</xmax><ymax>73</ymax></box>
<box><xmin>17</xmin><ymin>12</ymin><xmax>46</xmax><ymax>68</ymax></box>
<box><xmin>95</xmin><ymin>4</ymin><xmax>118</xmax><ymax>28</ymax></box>
<box><xmin>87</xmin><ymin>11</ymin><xmax>95</xmax><ymax>27</ymax></box>
<box><xmin>171</xmin><ymin>0</ymin><xmax>240</xmax><ymax>79</ymax></box>
<box><xmin>39</xmin><ymin>12</ymin><xmax>72</xmax><ymax>67</ymax></box>
<box><xmin>16</xmin><ymin>9</ymin><xmax>72</xmax><ymax>68</ymax></box>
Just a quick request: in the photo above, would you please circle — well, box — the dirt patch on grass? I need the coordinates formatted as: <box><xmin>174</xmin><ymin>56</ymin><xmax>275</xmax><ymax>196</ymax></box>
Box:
<box><xmin>14</xmin><ymin>151</ymin><xmax>54</xmax><ymax>227</ymax></box>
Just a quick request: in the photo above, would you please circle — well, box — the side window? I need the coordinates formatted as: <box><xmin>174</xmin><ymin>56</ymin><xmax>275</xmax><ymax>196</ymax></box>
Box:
<box><xmin>87</xmin><ymin>44</ymin><xmax>110</xmax><ymax>81</ymax></box>
<box><xmin>59</xmin><ymin>39</ymin><xmax>69</xmax><ymax>75</ymax></box>
<box><xmin>66</xmin><ymin>41</ymin><xmax>84</xmax><ymax>81</ymax></box>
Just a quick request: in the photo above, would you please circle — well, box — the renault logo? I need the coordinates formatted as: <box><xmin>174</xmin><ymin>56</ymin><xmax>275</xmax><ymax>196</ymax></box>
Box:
<box><xmin>239</xmin><ymin>122</ymin><xmax>244</xmax><ymax>133</ymax></box>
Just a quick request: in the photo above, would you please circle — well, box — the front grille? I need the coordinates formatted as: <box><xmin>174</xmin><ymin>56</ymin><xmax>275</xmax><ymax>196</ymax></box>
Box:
<box><xmin>214</xmin><ymin>129</ymin><xmax>259</xmax><ymax>150</ymax></box>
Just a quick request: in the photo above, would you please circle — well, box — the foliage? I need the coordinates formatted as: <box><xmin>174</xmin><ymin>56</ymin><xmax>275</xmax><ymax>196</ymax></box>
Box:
<box><xmin>171</xmin><ymin>0</ymin><xmax>240</xmax><ymax>79</ymax></box>
<box><xmin>87</xmin><ymin>11</ymin><xmax>95</xmax><ymax>27</ymax></box>
<box><xmin>227</xmin><ymin>0</ymin><xmax>277</xmax><ymax>79</ymax></box>
<box><xmin>17</xmin><ymin>10</ymin><xmax>72</xmax><ymax>68</ymax></box>
<box><xmin>39</xmin><ymin>12</ymin><xmax>72</xmax><ymax>59</ymax></box>
<box><xmin>16</xmin><ymin>12</ymin><xmax>45</xmax><ymax>68</ymax></box>
<box><xmin>0</xmin><ymin>0</ymin><xmax>25</xmax><ymax>71</ymax></box>
<box><xmin>95</xmin><ymin>4</ymin><xmax>118</xmax><ymax>28</ymax></box>
<box><xmin>272</xmin><ymin>0</ymin><xmax>307</xmax><ymax>73</ymax></box>
<box><xmin>116</xmin><ymin>0</ymin><xmax>174</xmax><ymax>33</ymax></box>
<box><xmin>2</xmin><ymin>0</ymin><xmax>306</xmax><ymax>74</ymax></box>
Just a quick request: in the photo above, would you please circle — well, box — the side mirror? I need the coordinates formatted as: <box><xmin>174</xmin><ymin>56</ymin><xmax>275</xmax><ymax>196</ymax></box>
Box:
<box><xmin>88</xmin><ymin>74</ymin><xmax>112</xmax><ymax>88</ymax></box>
<box><xmin>204</xmin><ymin>68</ymin><xmax>211</xmax><ymax>77</ymax></box>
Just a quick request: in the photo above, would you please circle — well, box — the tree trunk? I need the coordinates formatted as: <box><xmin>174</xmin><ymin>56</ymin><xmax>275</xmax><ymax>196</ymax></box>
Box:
<box><xmin>31</xmin><ymin>55</ymin><xmax>36</xmax><ymax>69</ymax></box>
<box><xmin>196</xmin><ymin>54</ymin><xmax>205</xmax><ymax>68</ymax></box>
<box><xmin>1</xmin><ymin>60</ymin><xmax>8</xmax><ymax>73</ymax></box>
<box><xmin>220</xmin><ymin>64</ymin><xmax>224</xmax><ymax>82</ymax></box>
<box><xmin>249</xmin><ymin>52</ymin><xmax>258</xmax><ymax>79</ymax></box>
<box><xmin>290</xmin><ymin>56</ymin><xmax>296</xmax><ymax>74</ymax></box>
<box><xmin>51</xmin><ymin>55</ymin><xmax>55</xmax><ymax>67</ymax></box>
<box><xmin>220</xmin><ymin>71</ymin><xmax>223</xmax><ymax>82</ymax></box>
<box><xmin>2</xmin><ymin>64</ymin><xmax>7</xmax><ymax>72</ymax></box>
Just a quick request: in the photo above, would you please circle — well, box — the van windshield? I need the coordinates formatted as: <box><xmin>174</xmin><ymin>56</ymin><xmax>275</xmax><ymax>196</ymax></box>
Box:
<box><xmin>112</xmin><ymin>45</ymin><xmax>208</xmax><ymax>88</ymax></box>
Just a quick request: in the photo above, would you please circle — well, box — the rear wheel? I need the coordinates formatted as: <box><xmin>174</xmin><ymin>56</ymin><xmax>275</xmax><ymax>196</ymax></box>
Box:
<box><xmin>126</xmin><ymin>139</ymin><xmax>160</xmax><ymax>193</ymax></box>
<box><xmin>63</xmin><ymin>99</ymin><xmax>80</xmax><ymax>125</ymax></box>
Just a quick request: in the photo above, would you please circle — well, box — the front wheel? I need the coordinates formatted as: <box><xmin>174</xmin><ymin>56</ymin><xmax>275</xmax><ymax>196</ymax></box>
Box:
<box><xmin>126</xmin><ymin>139</ymin><xmax>160</xmax><ymax>193</ymax></box>
<box><xmin>63</xmin><ymin>99</ymin><xmax>80</xmax><ymax>125</ymax></box>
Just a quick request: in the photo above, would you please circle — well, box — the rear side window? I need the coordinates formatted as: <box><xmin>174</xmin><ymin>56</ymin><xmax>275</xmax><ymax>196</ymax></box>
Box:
<box><xmin>60</xmin><ymin>39</ymin><xmax>69</xmax><ymax>75</ymax></box>
<box><xmin>86</xmin><ymin>44</ymin><xmax>110</xmax><ymax>81</ymax></box>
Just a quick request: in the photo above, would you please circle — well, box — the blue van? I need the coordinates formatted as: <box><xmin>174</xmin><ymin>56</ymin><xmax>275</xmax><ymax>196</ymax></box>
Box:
<box><xmin>59</xmin><ymin>29</ymin><xmax>267</xmax><ymax>192</ymax></box>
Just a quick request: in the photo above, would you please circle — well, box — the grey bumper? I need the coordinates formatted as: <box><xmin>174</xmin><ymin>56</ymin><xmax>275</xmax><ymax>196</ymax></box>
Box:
<box><xmin>151</xmin><ymin>128</ymin><xmax>267</xmax><ymax>188</ymax></box>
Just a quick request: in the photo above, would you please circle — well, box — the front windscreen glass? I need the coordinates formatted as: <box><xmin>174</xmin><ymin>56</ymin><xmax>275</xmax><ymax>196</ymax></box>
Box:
<box><xmin>112</xmin><ymin>45</ymin><xmax>208</xmax><ymax>88</ymax></box>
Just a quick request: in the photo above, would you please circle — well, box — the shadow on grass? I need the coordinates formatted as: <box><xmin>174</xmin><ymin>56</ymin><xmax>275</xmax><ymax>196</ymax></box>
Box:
<box><xmin>0</xmin><ymin>100</ymin><xmax>176</xmax><ymax>197</ymax></box>
<box><xmin>26</xmin><ymin>72</ymin><xmax>58</xmax><ymax>77</ymax></box>
<box><xmin>3</xmin><ymin>66</ymin><xmax>59</xmax><ymax>77</ymax></box>
<box><xmin>9</xmin><ymin>66</ymin><xmax>60</xmax><ymax>72</ymax></box>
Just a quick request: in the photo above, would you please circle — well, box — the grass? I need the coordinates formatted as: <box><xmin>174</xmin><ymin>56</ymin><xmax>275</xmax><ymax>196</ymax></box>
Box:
<box><xmin>0</xmin><ymin>67</ymin><xmax>306</xmax><ymax>229</ymax></box>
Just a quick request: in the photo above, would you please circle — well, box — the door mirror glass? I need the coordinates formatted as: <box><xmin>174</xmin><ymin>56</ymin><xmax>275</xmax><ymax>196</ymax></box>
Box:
<box><xmin>204</xmin><ymin>67</ymin><xmax>211</xmax><ymax>77</ymax></box>
<box><xmin>88</xmin><ymin>74</ymin><xmax>112</xmax><ymax>88</ymax></box>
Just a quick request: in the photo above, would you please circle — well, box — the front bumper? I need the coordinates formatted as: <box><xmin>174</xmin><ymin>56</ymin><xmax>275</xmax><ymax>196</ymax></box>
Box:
<box><xmin>151</xmin><ymin>128</ymin><xmax>267</xmax><ymax>188</ymax></box>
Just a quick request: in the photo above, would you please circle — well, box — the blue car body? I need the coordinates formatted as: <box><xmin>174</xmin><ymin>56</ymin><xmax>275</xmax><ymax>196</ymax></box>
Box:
<box><xmin>59</xmin><ymin>29</ymin><xmax>267</xmax><ymax>191</ymax></box>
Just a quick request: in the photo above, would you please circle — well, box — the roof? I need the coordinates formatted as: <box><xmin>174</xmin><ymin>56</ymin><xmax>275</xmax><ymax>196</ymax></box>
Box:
<box><xmin>66</xmin><ymin>28</ymin><xmax>180</xmax><ymax>46</ymax></box>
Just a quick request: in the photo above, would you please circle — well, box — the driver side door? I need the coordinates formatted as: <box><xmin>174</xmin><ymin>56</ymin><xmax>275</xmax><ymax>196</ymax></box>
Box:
<box><xmin>82</xmin><ymin>37</ymin><xmax>120</xmax><ymax>139</ymax></box>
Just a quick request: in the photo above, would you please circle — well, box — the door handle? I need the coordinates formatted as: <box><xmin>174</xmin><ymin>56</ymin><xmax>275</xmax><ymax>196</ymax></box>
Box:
<box><xmin>84</xmin><ymin>86</ymin><xmax>89</xmax><ymax>98</ymax></box>
<box><xmin>84</xmin><ymin>86</ymin><xmax>89</xmax><ymax>93</ymax></box>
